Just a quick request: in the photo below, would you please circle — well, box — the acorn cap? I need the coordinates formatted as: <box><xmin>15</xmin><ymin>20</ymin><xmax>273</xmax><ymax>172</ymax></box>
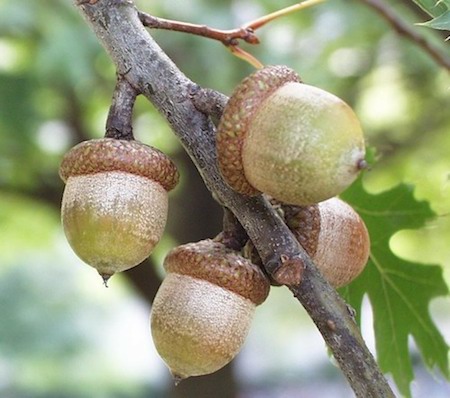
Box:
<box><xmin>59</xmin><ymin>138</ymin><xmax>179</xmax><ymax>191</ymax></box>
<box><xmin>281</xmin><ymin>203</ymin><xmax>322</xmax><ymax>258</ymax></box>
<box><xmin>164</xmin><ymin>239</ymin><xmax>270</xmax><ymax>305</ymax></box>
<box><xmin>216</xmin><ymin>65</ymin><xmax>301</xmax><ymax>196</ymax></box>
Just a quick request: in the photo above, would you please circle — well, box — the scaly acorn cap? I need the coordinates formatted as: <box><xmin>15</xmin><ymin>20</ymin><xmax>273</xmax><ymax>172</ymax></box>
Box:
<box><xmin>164</xmin><ymin>239</ymin><xmax>270</xmax><ymax>305</ymax></box>
<box><xmin>60</xmin><ymin>138</ymin><xmax>179</xmax><ymax>191</ymax></box>
<box><xmin>282</xmin><ymin>203</ymin><xmax>321</xmax><ymax>258</ymax></box>
<box><xmin>216</xmin><ymin>65</ymin><xmax>301</xmax><ymax>196</ymax></box>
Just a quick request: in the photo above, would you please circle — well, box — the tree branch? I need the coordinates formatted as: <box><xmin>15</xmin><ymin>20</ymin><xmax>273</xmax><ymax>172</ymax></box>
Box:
<box><xmin>359</xmin><ymin>0</ymin><xmax>450</xmax><ymax>70</ymax></box>
<box><xmin>73</xmin><ymin>1</ymin><xmax>395</xmax><ymax>396</ymax></box>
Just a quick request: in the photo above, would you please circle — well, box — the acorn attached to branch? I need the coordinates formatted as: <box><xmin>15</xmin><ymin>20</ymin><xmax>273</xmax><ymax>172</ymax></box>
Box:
<box><xmin>244</xmin><ymin>197</ymin><xmax>370</xmax><ymax>288</ymax></box>
<box><xmin>150</xmin><ymin>239</ymin><xmax>270</xmax><ymax>381</ymax></box>
<box><xmin>283</xmin><ymin>197</ymin><xmax>370</xmax><ymax>287</ymax></box>
<box><xmin>216</xmin><ymin>65</ymin><xmax>366</xmax><ymax>206</ymax></box>
<box><xmin>59</xmin><ymin>138</ymin><xmax>178</xmax><ymax>283</ymax></box>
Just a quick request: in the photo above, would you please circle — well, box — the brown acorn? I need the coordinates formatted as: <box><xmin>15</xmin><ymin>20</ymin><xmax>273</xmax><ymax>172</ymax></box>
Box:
<box><xmin>216</xmin><ymin>65</ymin><xmax>366</xmax><ymax>206</ymax></box>
<box><xmin>59</xmin><ymin>138</ymin><xmax>178</xmax><ymax>282</ymax></box>
<box><xmin>244</xmin><ymin>197</ymin><xmax>370</xmax><ymax>288</ymax></box>
<box><xmin>150</xmin><ymin>239</ymin><xmax>270</xmax><ymax>381</ymax></box>
<box><xmin>283</xmin><ymin>197</ymin><xmax>370</xmax><ymax>287</ymax></box>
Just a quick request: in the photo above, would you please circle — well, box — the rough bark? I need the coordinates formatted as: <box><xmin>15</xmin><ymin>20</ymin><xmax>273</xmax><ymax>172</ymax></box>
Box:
<box><xmin>73</xmin><ymin>1</ymin><xmax>396</xmax><ymax>396</ymax></box>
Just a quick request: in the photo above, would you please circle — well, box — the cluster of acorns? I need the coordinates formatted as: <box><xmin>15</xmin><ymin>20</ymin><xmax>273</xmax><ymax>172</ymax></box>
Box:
<box><xmin>59</xmin><ymin>65</ymin><xmax>370</xmax><ymax>381</ymax></box>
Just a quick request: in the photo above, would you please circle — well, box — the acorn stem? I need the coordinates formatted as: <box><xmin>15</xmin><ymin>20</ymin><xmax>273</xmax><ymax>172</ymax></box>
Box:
<box><xmin>217</xmin><ymin>208</ymin><xmax>248</xmax><ymax>251</ymax></box>
<box><xmin>105</xmin><ymin>76</ymin><xmax>138</xmax><ymax>140</ymax></box>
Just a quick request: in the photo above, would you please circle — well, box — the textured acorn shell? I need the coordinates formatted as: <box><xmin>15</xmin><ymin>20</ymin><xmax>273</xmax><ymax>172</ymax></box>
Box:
<box><xmin>284</xmin><ymin>198</ymin><xmax>370</xmax><ymax>287</ymax></box>
<box><xmin>151</xmin><ymin>273</ymin><xmax>256</xmax><ymax>379</ymax></box>
<box><xmin>60</xmin><ymin>138</ymin><xmax>179</xmax><ymax>279</ymax></box>
<box><xmin>62</xmin><ymin>172</ymin><xmax>168</xmax><ymax>278</ymax></box>
<box><xmin>216</xmin><ymin>65</ymin><xmax>300</xmax><ymax>196</ymax></box>
<box><xmin>242</xmin><ymin>82</ymin><xmax>366</xmax><ymax>205</ymax></box>
<box><xmin>151</xmin><ymin>239</ymin><xmax>270</xmax><ymax>379</ymax></box>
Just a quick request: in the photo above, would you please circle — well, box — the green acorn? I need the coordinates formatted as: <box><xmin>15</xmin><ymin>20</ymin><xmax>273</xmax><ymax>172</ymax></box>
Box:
<box><xmin>217</xmin><ymin>65</ymin><xmax>366</xmax><ymax>205</ymax></box>
<box><xmin>59</xmin><ymin>138</ymin><xmax>178</xmax><ymax>282</ymax></box>
<box><xmin>151</xmin><ymin>239</ymin><xmax>270</xmax><ymax>381</ymax></box>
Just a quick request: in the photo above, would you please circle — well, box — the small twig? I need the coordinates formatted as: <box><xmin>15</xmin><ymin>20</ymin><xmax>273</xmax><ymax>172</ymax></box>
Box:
<box><xmin>216</xmin><ymin>208</ymin><xmax>249</xmax><ymax>251</ymax></box>
<box><xmin>139</xmin><ymin>0</ymin><xmax>326</xmax><ymax>45</ymax></box>
<box><xmin>360</xmin><ymin>0</ymin><xmax>450</xmax><ymax>70</ymax></box>
<box><xmin>139</xmin><ymin>0</ymin><xmax>326</xmax><ymax>68</ymax></box>
<box><xmin>138</xmin><ymin>12</ymin><xmax>259</xmax><ymax>45</ymax></box>
<box><xmin>243</xmin><ymin>0</ymin><xmax>326</xmax><ymax>30</ymax></box>
<box><xmin>227</xmin><ymin>45</ymin><xmax>264</xmax><ymax>69</ymax></box>
<box><xmin>138</xmin><ymin>11</ymin><xmax>263</xmax><ymax>67</ymax></box>
<box><xmin>105</xmin><ymin>75</ymin><xmax>139</xmax><ymax>140</ymax></box>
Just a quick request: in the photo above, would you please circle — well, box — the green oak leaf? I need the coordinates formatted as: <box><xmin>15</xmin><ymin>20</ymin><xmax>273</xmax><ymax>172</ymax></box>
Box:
<box><xmin>417</xmin><ymin>10</ymin><xmax>450</xmax><ymax>30</ymax></box>
<box><xmin>412</xmin><ymin>0</ymin><xmax>448</xmax><ymax>17</ymax></box>
<box><xmin>339</xmin><ymin>178</ymin><xmax>449</xmax><ymax>397</ymax></box>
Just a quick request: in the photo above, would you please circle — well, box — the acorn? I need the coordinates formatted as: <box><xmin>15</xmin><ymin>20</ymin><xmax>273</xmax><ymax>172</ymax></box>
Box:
<box><xmin>150</xmin><ymin>239</ymin><xmax>270</xmax><ymax>381</ymax></box>
<box><xmin>216</xmin><ymin>65</ymin><xmax>366</xmax><ymax>206</ymax></box>
<box><xmin>283</xmin><ymin>197</ymin><xmax>370</xmax><ymax>287</ymax></box>
<box><xmin>243</xmin><ymin>197</ymin><xmax>370</xmax><ymax>288</ymax></box>
<box><xmin>59</xmin><ymin>138</ymin><xmax>178</xmax><ymax>282</ymax></box>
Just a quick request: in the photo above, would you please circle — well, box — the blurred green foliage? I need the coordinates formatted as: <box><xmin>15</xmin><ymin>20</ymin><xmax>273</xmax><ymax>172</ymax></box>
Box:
<box><xmin>0</xmin><ymin>0</ymin><xmax>449</xmax><ymax>397</ymax></box>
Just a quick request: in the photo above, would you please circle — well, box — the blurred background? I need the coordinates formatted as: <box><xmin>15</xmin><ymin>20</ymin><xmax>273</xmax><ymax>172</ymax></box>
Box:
<box><xmin>0</xmin><ymin>0</ymin><xmax>449</xmax><ymax>397</ymax></box>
